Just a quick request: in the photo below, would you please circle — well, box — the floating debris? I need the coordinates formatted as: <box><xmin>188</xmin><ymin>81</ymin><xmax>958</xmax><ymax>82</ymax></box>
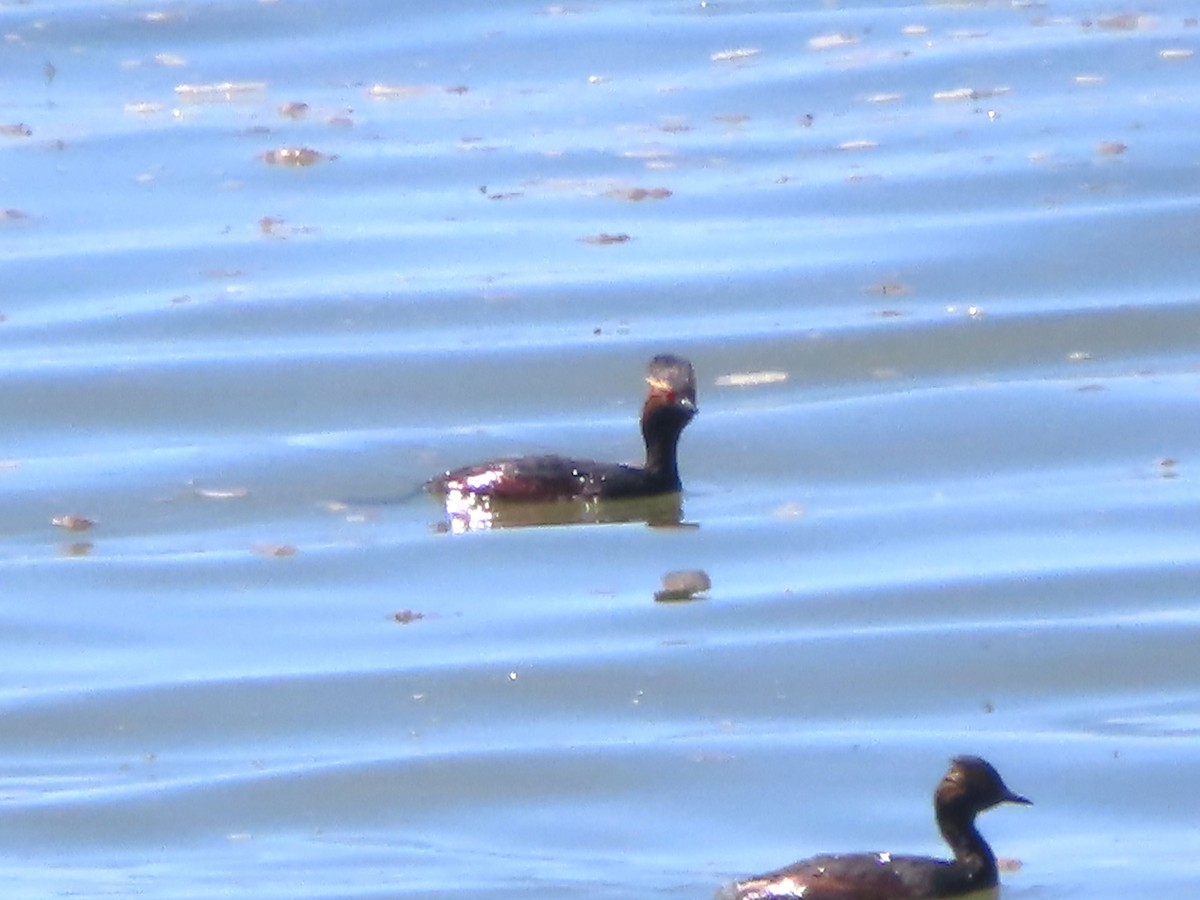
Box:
<box><xmin>256</xmin><ymin>216</ymin><xmax>315</xmax><ymax>237</ymax></box>
<box><xmin>51</xmin><ymin>514</ymin><xmax>94</xmax><ymax>532</ymax></box>
<box><xmin>1074</xmin><ymin>74</ymin><xmax>1106</xmax><ymax>85</ymax></box>
<box><xmin>654</xmin><ymin>569</ymin><xmax>711</xmax><ymax>603</ymax></box>
<box><xmin>711</xmin><ymin>47</ymin><xmax>760</xmax><ymax>62</ymax></box>
<box><xmin>278</xmin><ymin>101</ymin><xmax>310</xmax><ymax>119</ymax></box>
<box><xmin>809</xmin><ymin>32</ymin><xmax>858</xmax><ymax>51</ymax></box>
<box><xmin>368</xmin><ymin>83</ymin><xmax>467</xmax><ymax>98</ymax></box>
<box><xmin>191</xmin><ymin>484</ymin><xmax>250</xmax><ymax>499</ymax></box>
<box><xmin>580</xmin><ymin>232</ymin><xmax>631</xmax><ymax>245</ymax></box>
<box><xmin>253</xmin><ymin>543</ymin><xmax>297</xmax><ymax>557</ymax></box>
<box><xmin>124</xmin><ymin>101</ymin><xmax>164</xmax><ymax>115</ymax></box>
<box><xmin>153</xmin><ymin>52</ymin><xmax>186</xmax><ymax>67</ymax></box>
<box><xmin>260</xmin><ymin>146</ymin><xmax>329</xmax><ymax>166</ymax></box>
<box><xmin>393</xmin><ymin>610</ymin><xmax>426</xmax><ymax>624</ymax></box>
<box><xmin>621</xmin><ymin>146</ymin><xmax>675</xmax><ymax>162</ymax></box>
<box><xmin>0</xmin><ymin>123</ymin><xmax>32</xmax><ymax>137</ymax></box>
<box><xmin>1096</xmin><ymin>13</ymin><xmax>1152</xmax><ymax>30</ymax></box>
<box><xmin>369</xmin><ymin>83</ymin><xmax>428</xmax><ymax>98</ymax></box>
<box><xmin>175</xmin><ymin>81</ymin><xmax>268</xmax><ymax>99</ymax></box>
<box><xmin>933</xmin><ymin>86</ymin><xmax>1010</xmax><ymax>101</ymax></box>
<box><xmin>1097</xmin><ymin>140</ymin><xmax>1127</xmax><ymax>155</ymax></box>
<box><xmin>604</xmin><ymin>187</ymin><xmax>672</xmax><ymax>201</ymax></box>
<box><xmin>866</xmin><ymin>280</ymin><xmax>913</xmax><ymax>297</ymax></box>
<box><xmin>1159</xmin><ymin>48</ymin><xmax>1194</xmax><ymax>60</ymax></box>
<box><xmin>837</xmin><ymin>139</ymin><xmax>878</xmax><ymax>151</ymax></box>
<box><xmin>715</xmin><ymin>370</ymin><xmax>788</xmax><ymax>387</ymax></box>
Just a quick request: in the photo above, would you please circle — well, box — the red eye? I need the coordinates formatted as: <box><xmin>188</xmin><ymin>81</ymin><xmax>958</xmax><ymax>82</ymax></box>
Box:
<box><xmin>665</xmin><ymin>390</ymin><xmax>675</xmax><ymax>402</ymax></box>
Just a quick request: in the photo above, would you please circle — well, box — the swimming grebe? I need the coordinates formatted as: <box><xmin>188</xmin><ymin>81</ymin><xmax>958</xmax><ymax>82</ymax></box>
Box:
<box><xmin>426</xmin><ymin>354</ymin><xmax>697</xmax><ymax>502</ymax></box>
<box><xmin>720</xmin><ymin>756</ymin><xmax>1030</xmax><ymax>900</ymax></box>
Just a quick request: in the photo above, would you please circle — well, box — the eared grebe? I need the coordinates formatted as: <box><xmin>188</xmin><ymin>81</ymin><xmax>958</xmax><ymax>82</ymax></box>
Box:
<box><xmin>426</xmin><ymin>354</ymin><xmax>697</xmax><ymax>502</ymax></box>
<box><xmin>720</xmin><ymin>756</ymin><xmax>1030</xmax><ymax>900</ymax></box>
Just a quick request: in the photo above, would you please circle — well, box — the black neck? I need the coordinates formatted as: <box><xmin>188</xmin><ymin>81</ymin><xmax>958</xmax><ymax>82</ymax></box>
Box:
<box><xmin>640</xmin><ymin>404</ymin><xmax>690</xmax><ymax>489</ymax></box>
<box><xmin>938</xmin><ymin>812</ymin><xmax>998</xmax><ymax>885</ymax></box>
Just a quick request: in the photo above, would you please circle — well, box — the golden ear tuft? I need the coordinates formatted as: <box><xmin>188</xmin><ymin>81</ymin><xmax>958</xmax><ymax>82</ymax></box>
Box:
<box><xmin>646</xmin><ymin>375</ymin><xmax>673</xmax><ymax>391</ymax></box>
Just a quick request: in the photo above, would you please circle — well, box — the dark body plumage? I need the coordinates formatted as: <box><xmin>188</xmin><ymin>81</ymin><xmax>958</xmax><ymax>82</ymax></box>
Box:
<box><xmin>720</xmin><ymin>757</ymin><xmax>1030</xmax><ymax>900</ymax></box>
<box><xmin>426</xmin><ymin>354</ymin><xmax>697</xmax><ymax>502</ymax></box>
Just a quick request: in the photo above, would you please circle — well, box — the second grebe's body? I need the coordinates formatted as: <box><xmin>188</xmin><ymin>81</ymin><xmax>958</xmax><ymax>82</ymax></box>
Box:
<box><xmin>720</xmin><ymin>756</ymin><xmax>1030</xmax><ymax>900</ymax></box>
<box><xmin>427</xmin><ymin>354</ymin><xmax>697</xmax><ymax>502</ymax></box>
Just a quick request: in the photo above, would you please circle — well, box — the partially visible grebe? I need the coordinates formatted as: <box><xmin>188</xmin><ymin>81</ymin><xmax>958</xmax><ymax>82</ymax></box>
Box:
<box><xmin>719</xmin><ymin>756</ymin><xmax>1030</xmax><ymax>900</ymax></box>
<box><xmin>426</xmin><ymin>354</ymin><xmax>697</xmax><ymax>502</ymax></box>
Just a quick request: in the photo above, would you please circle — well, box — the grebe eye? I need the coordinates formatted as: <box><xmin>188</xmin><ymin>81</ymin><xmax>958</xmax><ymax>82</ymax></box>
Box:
<box><xmin>665</xmin><ymin>390</ymin><xmax>675</xmax><ymax>402</ymax></box>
